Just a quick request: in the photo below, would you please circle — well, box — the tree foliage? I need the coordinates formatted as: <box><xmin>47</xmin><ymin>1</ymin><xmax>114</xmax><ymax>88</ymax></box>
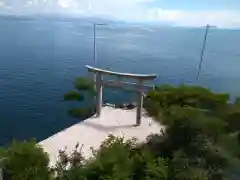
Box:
<box><xmin>0</xmin><ymin>140</ymin><xmax>50</xmax><ymax>180</ymax></box>
<box><xmin>64</xmin><ymin>91</ymin><xmax>84</xmax><ymax>101</ymax></box>
<box><xmin>74</xmin><ymin>77</ymin><xmax>95</xmax><ymax>93</ymax></box>
<box><xmin>64</xmin><ymin>77</ymin><xmax>95</xmax><ymax>119</ymax></box>
<box><xmin>144</xmin><ymin>85</ymin><xmax>240</xmax><ymax>180</ymax></box>
<box><xmin>235</xmin><ymin>97</ymin><xmax>240</xmax><ymax>106</ymax></box>
<box><xmin>1</xmin><ymin>84</ymin><xmax>240</xmax><ymax>179</ymax></box>
<box><xmin>145</xmin><ymin>85</ymin><xmax>229</xmax><ymax>119</ymax></box>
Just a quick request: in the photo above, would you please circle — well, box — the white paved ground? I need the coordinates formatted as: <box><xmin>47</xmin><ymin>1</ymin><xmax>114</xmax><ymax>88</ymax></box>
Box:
<box><xmin>38</xmin><ymin>107</ymin><xmax>164</xmax><ymax>167</ymax></box>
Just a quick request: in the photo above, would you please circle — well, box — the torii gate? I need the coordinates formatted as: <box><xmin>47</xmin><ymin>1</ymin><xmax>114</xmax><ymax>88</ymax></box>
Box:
<box><xmin>86</xmin><ymin>65</ymin><xmax>157</xmax><ymax>126</ymax></box>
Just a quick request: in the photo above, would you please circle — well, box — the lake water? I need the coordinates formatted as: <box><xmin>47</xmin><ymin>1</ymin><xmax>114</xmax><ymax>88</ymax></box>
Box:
<box><xmin>0</xmin><ymin>19</ymin><xmax>240</xmax><ymax>146</ymax></box>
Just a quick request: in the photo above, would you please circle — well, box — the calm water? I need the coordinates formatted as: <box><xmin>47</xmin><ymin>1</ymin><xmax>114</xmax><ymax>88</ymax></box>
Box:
<box><xmin>0</xmin><ymin>19</ymin><xmax>240</xmax><ymax>146</ymax></box>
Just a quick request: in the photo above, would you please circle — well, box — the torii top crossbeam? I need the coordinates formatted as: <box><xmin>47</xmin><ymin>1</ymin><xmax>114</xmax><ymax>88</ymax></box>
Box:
<box><xmin>86</xmin><ymin>65</ymin><xmax>157</xmax><ymax>80</ymax></box>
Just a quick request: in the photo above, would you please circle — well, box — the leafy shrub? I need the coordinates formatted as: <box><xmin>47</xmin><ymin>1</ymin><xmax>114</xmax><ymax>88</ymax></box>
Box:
<box><xmin>64</xmin><ymin>91</ymin><xmax>84</xmax><ymax>101</ymax></box>
<box><xmin>0</xmin><ymin>84</ymin><xmax>239</xmax><ymax>180</ymax></box>
<box><xmin>55</xmin><ymin>135</ymin><xmax>169</xmax><ymax>180</ymax></box>
<box><xmin>0</xmin><ymin>139</ymin><xmax>50</xmax><ymax>180</ymax></box>
<box><xmin>170</xmin><ymin>150</ymin><xmax>209</xmax><ymax>180</ymax></box>
<box><xmin>145</xmin><ymin>105</ymin><xmax>233</xmax><ymax>180</ymax></box>
<box><xmin>146</xmin><ymin>85</ymin><xmax>229</xmax><ymax>111</ymax></box>
<box><xmin>224</xmin><ymin>110</ymin><xmax>240</xmax><ymax>133</ymax></box>
<box><xmin>235</xmin><ymin>97</ymin><xmax>240</xmax><ymax>106</ymax></box>
<box><xmin>64</xmin><ymin>77</ymin><xmax>95</xmax><ymax>119</ymax></box>
<box><xmin>74</xmin><ymin>77</ymin><xmax>95</xmax><ymax>93</ymax></box>
<box><xmin>217</xmin><ymin>134</ymin><xmax>240</xmax><ymax>157</ymax></box>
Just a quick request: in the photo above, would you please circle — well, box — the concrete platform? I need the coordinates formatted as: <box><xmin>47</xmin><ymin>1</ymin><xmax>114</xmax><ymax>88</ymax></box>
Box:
<box><xmin>38</xmin><ymin>107</ymin><xmax>164</xmax><ymax>167</ymax></box>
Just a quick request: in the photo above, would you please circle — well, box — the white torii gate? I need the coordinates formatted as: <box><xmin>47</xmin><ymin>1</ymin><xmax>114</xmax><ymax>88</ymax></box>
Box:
<box><xmin>86</xmin><ymin>65</ymin><xmax>157</xmax><ymax>126</ymax></box>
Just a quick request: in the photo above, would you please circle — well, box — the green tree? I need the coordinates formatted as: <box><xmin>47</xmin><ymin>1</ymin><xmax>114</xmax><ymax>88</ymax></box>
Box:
<box><xmin>235</xmin><ymin>97</ymin><xmax>240</xmax><ymax>107</ymax></box>
<box><xmin>0</xmin><ymin>140</ymin><xmax>51</xmax><ymax>180</ymax></box>
<box><xmin>146</xmin><ymin>85</ymin><xmax>229</xmax><ymax>111</ymax></box>
<box><xmin>1</xmin><ymin>84</ymin><xmax>240</xmax><ymax>180</ymax></box>
<box><xmin>64</xmin><ymin>77</ymin><xmax>95</xmax><ymax>119</ymax></box>
<box><xmin>224</xmin><ymin>110</ymin><xmax>240</xmax><ymax>133</ymax></box>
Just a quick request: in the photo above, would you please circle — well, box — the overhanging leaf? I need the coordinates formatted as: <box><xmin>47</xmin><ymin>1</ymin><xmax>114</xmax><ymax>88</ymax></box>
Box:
<box><xmin>74</xmin><ymin>77</ymin><xmax>94</xmax><ymax>92</ymax></box>
<box><xmin>64</xmin><ymin>91</ymin><xmax>83</xmax><ymax>101</ymax></box>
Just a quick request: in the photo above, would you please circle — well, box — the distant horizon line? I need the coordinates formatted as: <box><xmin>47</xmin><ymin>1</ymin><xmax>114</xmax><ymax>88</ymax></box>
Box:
<box><xmin>0</xmin><ymin>13</ymin><xmax>239</xmax><ymax>30</ymax></box>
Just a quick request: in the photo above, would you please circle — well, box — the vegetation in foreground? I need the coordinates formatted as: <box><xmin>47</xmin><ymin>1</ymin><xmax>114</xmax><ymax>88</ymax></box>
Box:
<box><xmin>1</xmin><ymin>78</ymin><xmax>240</xmax><ymax>180</ymax></box>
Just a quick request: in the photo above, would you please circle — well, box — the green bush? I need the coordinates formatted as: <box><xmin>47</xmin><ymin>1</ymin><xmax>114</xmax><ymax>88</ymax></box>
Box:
<box><xmin>140</xmin><ymin>106</ymin><xmax>232</xmax><ymax>179</ymax></box>
<box><xmin>64</xmin><ymin>91</ymin><xmax>84</xmax><ymax>101</ymax></box>
<box><xmin>55</xmin><ymin>135</ymin><xmax>169</xmax><ymax>180</ymax></box>
<box><xmin>235</xmin><ymin>97</ymin><xmax>240</xmax><ymax>106</ymax></box>
<box><xmin>74</xmin><ymin>77</ymin><xmax>95</xmax><ymax>93</ymax></box>
<box><xmin>0</xmin><ymin>139</ymin><xmax>50</xmax><ymax>180</ymax></box>
<box><xmin>0</xmin><ymin>84</ymin><xmax>239</xmax><ymax>180</ymax></box>
<box><xmin>146</xmin><ymin>85</ymin><xmax>229</xmax><ymax>111</ymax></box>
<box><xmin>217</xmin><ymin>134</ymin><xmax>240</xmax><ymax>157</ymax></box>
<box><xmin>224</xmin><ymin>110</ymin><xmax>240</xmax><ymax>133</ymax></box>
<box><xmin>64</xmin><ymin>77</ymin><xmax>95</xmax><ymax>119</ymax></box>
<box><xmin>170</xmin><ymin>150</ymin><xmax>209</xmax><ymax>180</ymax></box>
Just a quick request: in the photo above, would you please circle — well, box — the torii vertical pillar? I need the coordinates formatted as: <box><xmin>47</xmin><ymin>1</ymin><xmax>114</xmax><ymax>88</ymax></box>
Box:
<box><xmin>136</xmin><ymin>92</ymin><xmax>144</xmax><ymax>126</ymax></box>
<box><xmin>96</xmin><ymin>72</ymin><xmax>103</xmax><ymax>117</ymax></box>
<box><xmin>136</xmin><ymin>80</ymin><xmax>143</xmax><ymax>126</ymax></box>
